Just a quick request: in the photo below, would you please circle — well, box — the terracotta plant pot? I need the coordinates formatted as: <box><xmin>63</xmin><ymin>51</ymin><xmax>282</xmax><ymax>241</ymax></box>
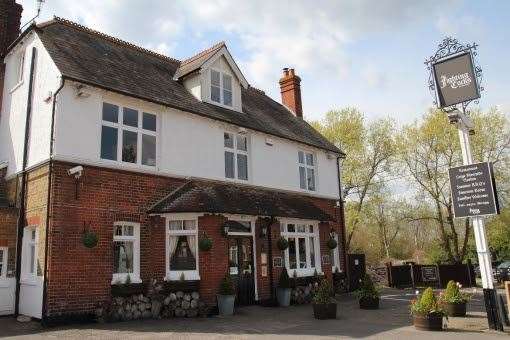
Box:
<box><xmin>313</xmin><ymin>303</ymin><xmax>337</xmax><ymax>320</ymax></box>
<box><xmin>359</xmin><ymin>297</ymin><xmax>379</xmax><ymax>310</ymax></box>
<box><xmin>413</xmin><ymin>313</ymin><xmax>444</xmax><ymax>331</ymax></box>
<box><xmin>445</xmin><ymin>302</ymin><xmax>467</xmax><ymax>317</ymax></box>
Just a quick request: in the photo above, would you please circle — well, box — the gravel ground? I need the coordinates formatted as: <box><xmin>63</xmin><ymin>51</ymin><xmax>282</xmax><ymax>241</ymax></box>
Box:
<box><xmin>0</xmin><ymin>287</ymin><xmax>508</xmax><ymax>339</ymax></box>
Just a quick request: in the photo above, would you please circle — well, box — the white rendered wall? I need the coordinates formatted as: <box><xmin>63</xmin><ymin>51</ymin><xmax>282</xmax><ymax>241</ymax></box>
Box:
<box><xmin>0</xmin><ymin>32</ymin><xmax>62</xmax><ymax>178</ymax></box>
<box><xmin>53</xmin><ymin>85</ymin><xmax>340</xmax><ymax>199</ymax></box>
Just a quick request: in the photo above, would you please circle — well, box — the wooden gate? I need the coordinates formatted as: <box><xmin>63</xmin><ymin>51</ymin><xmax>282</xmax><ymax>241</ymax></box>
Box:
<box><xmin>347</xmin><ymin>254</ymin><xmax>366</xmax><ymax>291</ymax></box>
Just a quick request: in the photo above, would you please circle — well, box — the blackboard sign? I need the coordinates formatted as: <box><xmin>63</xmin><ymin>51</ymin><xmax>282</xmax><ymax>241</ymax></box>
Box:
<box><xmin>449</xmin><ymin>162</ymin><xmax>499</xmax><ymax>218</ymax></box>
<box><xmin>421</xmin><ymin>266</ymin><xmax>439</xmax><ymax>282</ymax></box>
<box><xmin>433</xmin><ymin>52</ymin><xmax>480</xmax><ymax>108</ymax></box>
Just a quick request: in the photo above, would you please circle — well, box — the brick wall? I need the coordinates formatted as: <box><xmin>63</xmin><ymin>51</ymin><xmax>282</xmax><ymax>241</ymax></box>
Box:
<box><xmin>43</xmin><ymin>161</ymin><xmax>345</xmax><ymax>316</ymax></box>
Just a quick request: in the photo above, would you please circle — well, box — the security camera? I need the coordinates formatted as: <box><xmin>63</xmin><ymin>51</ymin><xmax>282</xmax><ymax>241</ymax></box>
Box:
<box><xmin>67</xmin><ymin>165</ymin><xmax>83</xmax><ymax>178</ymax></box>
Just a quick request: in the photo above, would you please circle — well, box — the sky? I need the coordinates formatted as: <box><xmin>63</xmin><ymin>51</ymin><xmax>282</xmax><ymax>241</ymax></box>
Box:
<box><xmin>18</xmin><ymin>0</ymin><xmax>510</xmax><ymax>125</ymax></box>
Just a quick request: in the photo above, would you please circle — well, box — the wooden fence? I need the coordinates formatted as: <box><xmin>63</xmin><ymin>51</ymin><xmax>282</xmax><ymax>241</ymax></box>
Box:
<box><xmin>386</xmin><ymin>262</ymin><xmax>476</xmax><ymax>288</ymax></box>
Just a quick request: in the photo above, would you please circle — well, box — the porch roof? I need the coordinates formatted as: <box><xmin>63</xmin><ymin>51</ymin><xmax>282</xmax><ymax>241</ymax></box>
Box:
<box><xmin>148</xmin><ymin>180</ymin><xmax>334</xmax><ymax>222</ymax></box>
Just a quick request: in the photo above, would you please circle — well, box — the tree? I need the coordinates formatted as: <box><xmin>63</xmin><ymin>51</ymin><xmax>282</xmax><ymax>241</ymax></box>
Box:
<box><xmin>311</xmin><ymin>108</ymin><xmax>396</xmax><ymax>251</ymax></box>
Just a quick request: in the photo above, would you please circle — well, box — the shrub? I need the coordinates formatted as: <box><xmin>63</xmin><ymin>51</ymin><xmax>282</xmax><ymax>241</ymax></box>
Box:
<box><xmin>219</xmin><ymin>275</ymin><xmax>235</xmax><ymax>296</ymax></box>
<box><xmin>440</xmin><ymin>280</ymin><xmax>470</xmax><ymax>304</ymax></box>
<box><xmin>410</xmin><ymin>287</ymin><xmax>445</xmax><ymax>316</ymax></box>
<box><xmin>312</xmin><ymin>278</ymin><xmax>334</xmax><ymax>304</ymax></box>
<box><xmin>278</xmin><ymin>269</ymin><xmax>291</xmax><ymax>289</ymax></box>
<box><xmin>355</xmin><ymin>274</ymin><xmax>379</xmax><ymax>301</ymax></box>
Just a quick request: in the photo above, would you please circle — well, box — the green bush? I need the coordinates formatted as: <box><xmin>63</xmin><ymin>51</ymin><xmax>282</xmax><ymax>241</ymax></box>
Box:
<box><xmin>278</xmin><ymin>269</ymin><xmax>291</xmax><ymax>289</ymax></box>
<box><xmin>355</xmin><ymin>274</ymin><xmax>379</xmax><ymax>301</ymax></box>
<box><xmin>219</xmin><ymin>275</ymin><xmax>235</xmax><ymax>296</ymax></box>
<box><xmin>312</xmin><ymin>278</ymin><xmax>334</xmax><ymax>304</ymax></box>
<box><xmin>410</xmin><ymin>287</ymin><xmax>445</xmax><ymax>316</ymax></box>
<box><xmin>440</xmin><ymin>280</ymin><xmax>470</xmax><ymax>304</ymax></box>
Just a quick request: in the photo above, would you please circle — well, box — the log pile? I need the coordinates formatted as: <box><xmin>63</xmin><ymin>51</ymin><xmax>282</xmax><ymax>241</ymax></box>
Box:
<box><xmin>291</xmin><ymin>283</ymin><xmax>318</xmax><ymax>304</ymax></box>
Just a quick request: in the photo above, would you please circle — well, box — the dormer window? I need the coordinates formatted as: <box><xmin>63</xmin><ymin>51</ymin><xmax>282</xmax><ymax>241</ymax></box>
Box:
<box><xmin>211</xmin><ymin>69</ymin><xmax>233</xmax><ymax>107</ymax></box>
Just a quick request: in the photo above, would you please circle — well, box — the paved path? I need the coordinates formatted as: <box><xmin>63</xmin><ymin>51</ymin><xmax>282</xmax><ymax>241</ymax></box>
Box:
<box><xmin>0</xmin><ymin>288</ymin><xmax>508</xmax><ymax>339</ymax></box>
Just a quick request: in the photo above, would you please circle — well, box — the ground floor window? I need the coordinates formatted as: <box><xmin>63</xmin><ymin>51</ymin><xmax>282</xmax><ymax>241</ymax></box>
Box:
<box><xmin>167</xmin><ymin>218</ymin><xmax>199</xmax><ymax>281</ymax></box>
<box><xmin>112</xmin><ymin>222</ymin><xmax>140</xmax><ymax>284</ymax></box>
<box><xmin>0</xmin><ymin>247</ymin><xmax>7</xmax><ymax>278</ymax></box>
<box><xmin>281</xmin><ymin>221</ymin><xmax>321</xmax><ymax>277</ymax></box>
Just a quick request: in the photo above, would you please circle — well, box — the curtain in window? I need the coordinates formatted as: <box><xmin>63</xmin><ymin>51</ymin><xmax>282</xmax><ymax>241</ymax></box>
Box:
<box><xmin>168</xmin><ymin>236</ymin><xmax>178</xmax><ymax>269</ymax></box>
<box><xmin>187</xmin><ymin>235</ymin><xmax>196</xmax><ymax>260</ymax></box>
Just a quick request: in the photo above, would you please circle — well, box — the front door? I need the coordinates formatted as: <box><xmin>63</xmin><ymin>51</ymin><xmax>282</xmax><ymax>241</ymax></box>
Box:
<box><xmin>0</xmin><ymin>247</ymin><xmax>15</xmax><ymax>316</ymax></box>
<box><xmin>228</xmin><ymin>237</ymin><xmax>255</xmax><ymax>305</ymax></box>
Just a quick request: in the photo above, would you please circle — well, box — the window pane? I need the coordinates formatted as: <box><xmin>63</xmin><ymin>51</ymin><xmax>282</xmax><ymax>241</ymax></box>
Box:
<box><xmin>223</xmin><ymin>90</ymin><xmax>232</xmax><ymax>106</ymax></box>
<box><xmin>29</xmin><ymin>244</ymin><xmax>35</xmax><ymax>274</ymax></box>
<box><xmin>0</xmin><ymin>250</ymin><xmax>3</xmax><ymax>277</ymax></box>
<box><xmin>288</xmin><ymin>237</ymin><xmax>296</xmax><ymax>269</ymax></box>
<box><xmin>299</xmin><ymin>166</ymin><xmax>306</xmax><ymax>189</ymax></box>
<box><xmin>142</xmin><ymin>134</ymin><xmax>156</xmax><ymax>166</ymax></box>
<box><xmin>114</xmin><ymin>241</ymin><xmax>134</xmax><ymax>274</ymax></box>
<box><xmin>298</xmin><ymin>237</ymin><xmax>307</xmax><ymax>269</ymax></box>
<box><xmin>102</xmin><ymin>102</ymin><xmax>119</xmax><ymax>123</ymax></box>
<box><xmin>287</xmin><ymin>224</ymin><xmax>295</xmax><ymax>233</ymax></box>
<box><xmin>122</xmin><ymin>130</ymin><xmax>137</xmax><ymax>163</ymax></box>
<box><xmin>237</xmin><ymin>154</ymin><xmax>248</xmax><ymax>180</ymax></box>
<box><xmin>142</xmin><ymin>112</ymin><xmax>157</xmax><ymax>131</ymax></box>
<box><xmin>306</xmin><ymin>153</ymin><xmax>314</xmax><ymax>166</ymax></box>
<box><xmin>307</xmin><ymin>168</ymin><xmax>315</xmax><ymax>191</ymax></box>
<box><xmin>115</xmin><ymin>225</ymin><xmax>123</xmax><ymax>236</ymax></box>
<box><xmin>225</xmin><ymin>151</ymin><xmax>235</xmax><ymax>178</ymax></box>
<box><xmin>298</xmin><ymin>151</ymin><xmax>304</xmax><ymax>164</ymax></box>
<box><xmin>123</xmin><ymin>225</ymin><xmax>134</xmax><ymax>236</ymax></box>
<box><xmin>236</xmin><ymin>135</ymin><xmax>247</xmax><ymax>151</ymax></box>
<box><xmin>211</xmin><ymin>85</ymin><xmax>221</xmax><ymax>103</ymax></box>
<box><xmin>309</xmin><ymin>225</ymin><xmax>314</xmax><ymax>233</ymax></box>
<box><xmin>169</xmin><ymin>221</ymin><xmax>182</xmax><ymax>231</ymax></box>
<box><xmin>297</xmin><ymin>224</ymin><xmax>306</xmax><ymax>233</ymax></box>
<box><xmin>224</xmin><ymin>133</ymin><xmax>234</xmax><ymax>148</ymax></box>
<box><xmin>101</xmin><ymin>126</ymin><xmax>118</xmax><ymax>160</ymax></box>
<box><xmin>31</xmin><ymin>230</ymin><xmax>36</xmax><ymax>240</ymax></box>
<box><xmin>184</xmin><ymin>220</ymin><xmax>196</xmax><ymax>230</ymax></box>
<box><xmin>310</xmin><ymin>237</ymin><xmax>316</xmax><ymax>268</ymax></box>
<box><xmin>169</xmin><ymin>235</ymin><xmax>196</xmax><ymax>271</ymax></box>
<box><xmin>123</xmin><ymin>108</ymin><xmax>138</xmax><ymax>127</ymax></box>
<box><xmin>229</xmin><ymin>244</ymin><xmax>238</xmax><ymax>275</ymax></box>
<box><xmin>211</xmin><ymin>70</ymin><xmax>220</xmax><ymax>86</ymax></box>
<box><xmin>223</xmin><ymin>74</ymin><xmax>232</xmax><ymax>91</ymax></box>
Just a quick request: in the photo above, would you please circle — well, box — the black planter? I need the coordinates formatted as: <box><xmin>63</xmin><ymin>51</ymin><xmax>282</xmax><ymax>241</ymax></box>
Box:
<box><xmin>359</xmin><ymin>297</ymin><xmax>379</xmax><ymax>309</ymax></box>
<box><xmin>313</xmin><ymin>303</ymin><xmax>337</xmax><ymax>320</ymax></box>
<box><xmin>445</xmin><ymin>302</ymin><xmax>467</xmax><ymax>317</ymax></box>
<box><xmin>413</xmin><ymin>313</ymin><xmax>444</xmax><ymax>331</ymax></box>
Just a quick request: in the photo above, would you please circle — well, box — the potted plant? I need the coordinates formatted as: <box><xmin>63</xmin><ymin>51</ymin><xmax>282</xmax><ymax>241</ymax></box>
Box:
<box><xmin>440</xmin><ymin>280</ymin><xmax>470</xmax><ymax>317</ymax></box>
<box><xmin>199</xmin><ymin>233</ymin><xmax>213</xmax><ymax>251</ymax></box>
<box><xmin>217</xmin><ymin>275</ymin><xmax>235</xmax><ymax>316</ymax></box>
<box><xmin>82</xmin><ymin>230</ymin><xmax>98</xmax><ymax>248</ymax></box>
<box><xmin>277</xmin><ymin>237</ymin><xmax>289</xmax><ymax>250</ymax></box>
<box><xmin>355</xmin><ymin>274</ymin><xmax>380</xmax><ymax>309</ymax></box>
<box><xmin>410</xmin><ymin>287</ymin><xmax>446</xmax><ymax>331</ymax></box>
<box><xmin>312</xmin><ymin>278</ymin><xmax>337</xmax><ymax>319</ymax></box>
<box><xmin>277</xmin><ymin>269</ymin><xmax>292</xmax><ymax>307</ymax></box>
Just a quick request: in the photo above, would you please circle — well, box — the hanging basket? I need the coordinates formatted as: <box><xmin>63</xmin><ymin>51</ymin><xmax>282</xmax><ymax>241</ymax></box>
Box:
<box><xmin>277</xmin><ymin>237</ymin><xmax>289</xmax><ymax>251</ymax></box>
<box><xmin>82</xmin><ymin>231</ymin><xmax>98</xmax><ymax>248</ymax></box>
<box><xmin>327</xmin><ymin>237</ymin><xmax>338</xmax><ymax>250</ymax></box>
<box><xmin>199</xmin><ymin>234</ymin><xmax>213</xmax><ymax>251</ymax></box>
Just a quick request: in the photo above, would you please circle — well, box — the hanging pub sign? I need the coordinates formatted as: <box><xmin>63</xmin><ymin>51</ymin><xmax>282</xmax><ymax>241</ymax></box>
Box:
<box><xmin>449</xmin><ymin>162</ymin><xmax>500</xmax><ymax>218</ymax></box>
<box><xmin>432</xmin><ymin>52</ymin><xmax>480</xmax><ymax>108</ymax></box>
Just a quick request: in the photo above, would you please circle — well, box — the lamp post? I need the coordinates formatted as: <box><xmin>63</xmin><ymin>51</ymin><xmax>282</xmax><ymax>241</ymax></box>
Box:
<box><xmin>425</xmin><ymin>37</ymin><xmax>503</xmax><ymax>331</ymax></box>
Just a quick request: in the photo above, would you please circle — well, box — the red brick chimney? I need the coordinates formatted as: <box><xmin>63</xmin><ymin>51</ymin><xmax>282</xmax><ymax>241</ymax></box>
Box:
<box><xmin>279</xmin><ymin>68</ymin><xmax>303</xmax><ymax>118</ymax></box>
<box><xmin>0</xmin><ymin>0</ymin><xmax>22</xmax><ymax>115</ymax></box>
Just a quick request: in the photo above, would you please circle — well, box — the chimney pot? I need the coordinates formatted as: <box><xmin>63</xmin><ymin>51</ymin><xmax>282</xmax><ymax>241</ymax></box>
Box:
<box><xmin>279</xmin><ymin>67</ymin><xmax>303</xmax><ymax>118</ymax></box>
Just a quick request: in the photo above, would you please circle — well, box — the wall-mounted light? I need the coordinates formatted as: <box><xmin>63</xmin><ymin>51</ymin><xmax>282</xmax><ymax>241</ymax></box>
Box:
<box><xmin>222</xmin><ymin>224</ymin><xmax>229</xmax><ymax>237</ymax></box>
<box><xmin>260</xmin><ymin>225</ymin><xmax>267</xmax><ymax>238</ymax></box>
<box><xmin>329</xmin><ymin>229</ymin><xmax>337</xmax><ymax>239</ymax></box>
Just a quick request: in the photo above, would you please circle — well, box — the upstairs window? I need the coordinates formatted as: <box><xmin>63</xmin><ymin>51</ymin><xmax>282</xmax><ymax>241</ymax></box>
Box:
<box><xmin>113</xmin><ymin>222</ymin><xmax>140</xmax><ymax>284</ymax></box>
<box><xmin>224</xmin><ymin>132</ymin><xmax>248</xmax><ymax>181</ymax></box>
<box><xmin>298</xmin><ymin>151</ymin><xmax>316</xmax><ymax>191</ymax></box>
<box><xmin>211</xmin><ymin>69</ymin><xmax>233</xmax><ymax>107</ymax></box>
<box><xmin>100</xmin><ymin>102</ymin><xmax>157</xmax><ymax>167</ymax></box>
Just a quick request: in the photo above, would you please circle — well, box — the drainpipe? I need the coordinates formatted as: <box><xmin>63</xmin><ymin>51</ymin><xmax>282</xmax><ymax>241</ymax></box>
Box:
<box><xmin>14</xmin><ymin>47</ymin><xmax>37</xmax><ymax>316</ymax></box>
<box><xmin>41</xmin><ymin>77</ymin><xmax>65</xmax><ymax>323</ymax></box>
<box><xmin>336</xmin><ymin>156</ymin><xmax>349</xmax><ymax>289</ymax></box>
<box><xmin>266</xmin><ymin>216</ymin><xmax>276</xmax><ymax>304</ymax></box>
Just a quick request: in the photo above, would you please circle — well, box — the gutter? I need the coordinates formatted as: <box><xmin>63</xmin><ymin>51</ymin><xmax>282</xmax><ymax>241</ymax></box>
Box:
<box><xmin>14</xmin><ymin>47</ymin><xmax>38</xmax><ymax>316</ymax></box>
<box><xmin>41</xmin><ymin>77</ymin><xmax>65</xmax><ymax>322</ymax></box>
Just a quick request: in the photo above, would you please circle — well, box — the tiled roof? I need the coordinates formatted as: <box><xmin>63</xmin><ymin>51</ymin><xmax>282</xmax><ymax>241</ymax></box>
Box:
<box><xmin>173</xmin><ymin>41</ymin><xmax>225</xmax><ymax>79</ymax></box>
<box><xmin>34</xmin><ymin>18</ymin><xmax>342</xmax><ymax>155</ymax></box>
<box><xmin>148</xmin><ymin>180</ymin><xmax>334</xmax><ymax>221</ymax></box>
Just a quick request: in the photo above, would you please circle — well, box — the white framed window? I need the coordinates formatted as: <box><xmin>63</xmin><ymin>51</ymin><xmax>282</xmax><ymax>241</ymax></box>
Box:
<box><xmin>166</xmin><ymin>217</ymin><xmax>199</xmax><ymax>281</ymax></box>
<box><xmin>331</xmin><ymin>234</ymin><xmax>341</xmax><ymax>272</ymax></box>
<box><xmin>298</xmin><ymin>151</ymin><xmax>316</xmax><ymax>191</ymax></box>
<box><xmin>0</xmin><ymin>247</ymin><xmax>7</xmax><ymax>278</ymax></box>
<box><xmin>112</xmin><ymin>222</ymin><xmax>141</xmax><ymax>284</ymax></box>
<box><xmin>224</xmin><ymin>132</ymin><xmax>249</xmax><ymax>181</ymax></box>
<box><xmin>281</xmin><ymin>221</ymin><xmax>321</xmax><ymax>277</ymax></box>
<box><xmin>210</xmin><ymin>69</ymin><xmax>233</xmax><ymax>107</ymax></box>
<box><xmin>16</xmin><ymin>49</ymin><xmax>25</xmax><ymax>85</ymax></box>
<box><xmin>21</xmin><ymin>226</ymin><xmax>38</xmax><ymax>281</ymax></box>
<box><xmin>100</xmin><ymin>102</ymin><xmax>157</xmax><ymax>167</ymax></box>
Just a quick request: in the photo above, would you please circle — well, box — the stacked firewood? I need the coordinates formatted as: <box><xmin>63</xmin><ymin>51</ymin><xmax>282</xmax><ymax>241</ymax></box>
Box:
<box><xmin>161</xmin><ymin>291</ymin><xmax>208</xmax><ymax>318</ymax></box>
<box><xmin>291</xmin><ymin>283</ymin><xmax>318</xmax><ymax>304</ymax></box>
